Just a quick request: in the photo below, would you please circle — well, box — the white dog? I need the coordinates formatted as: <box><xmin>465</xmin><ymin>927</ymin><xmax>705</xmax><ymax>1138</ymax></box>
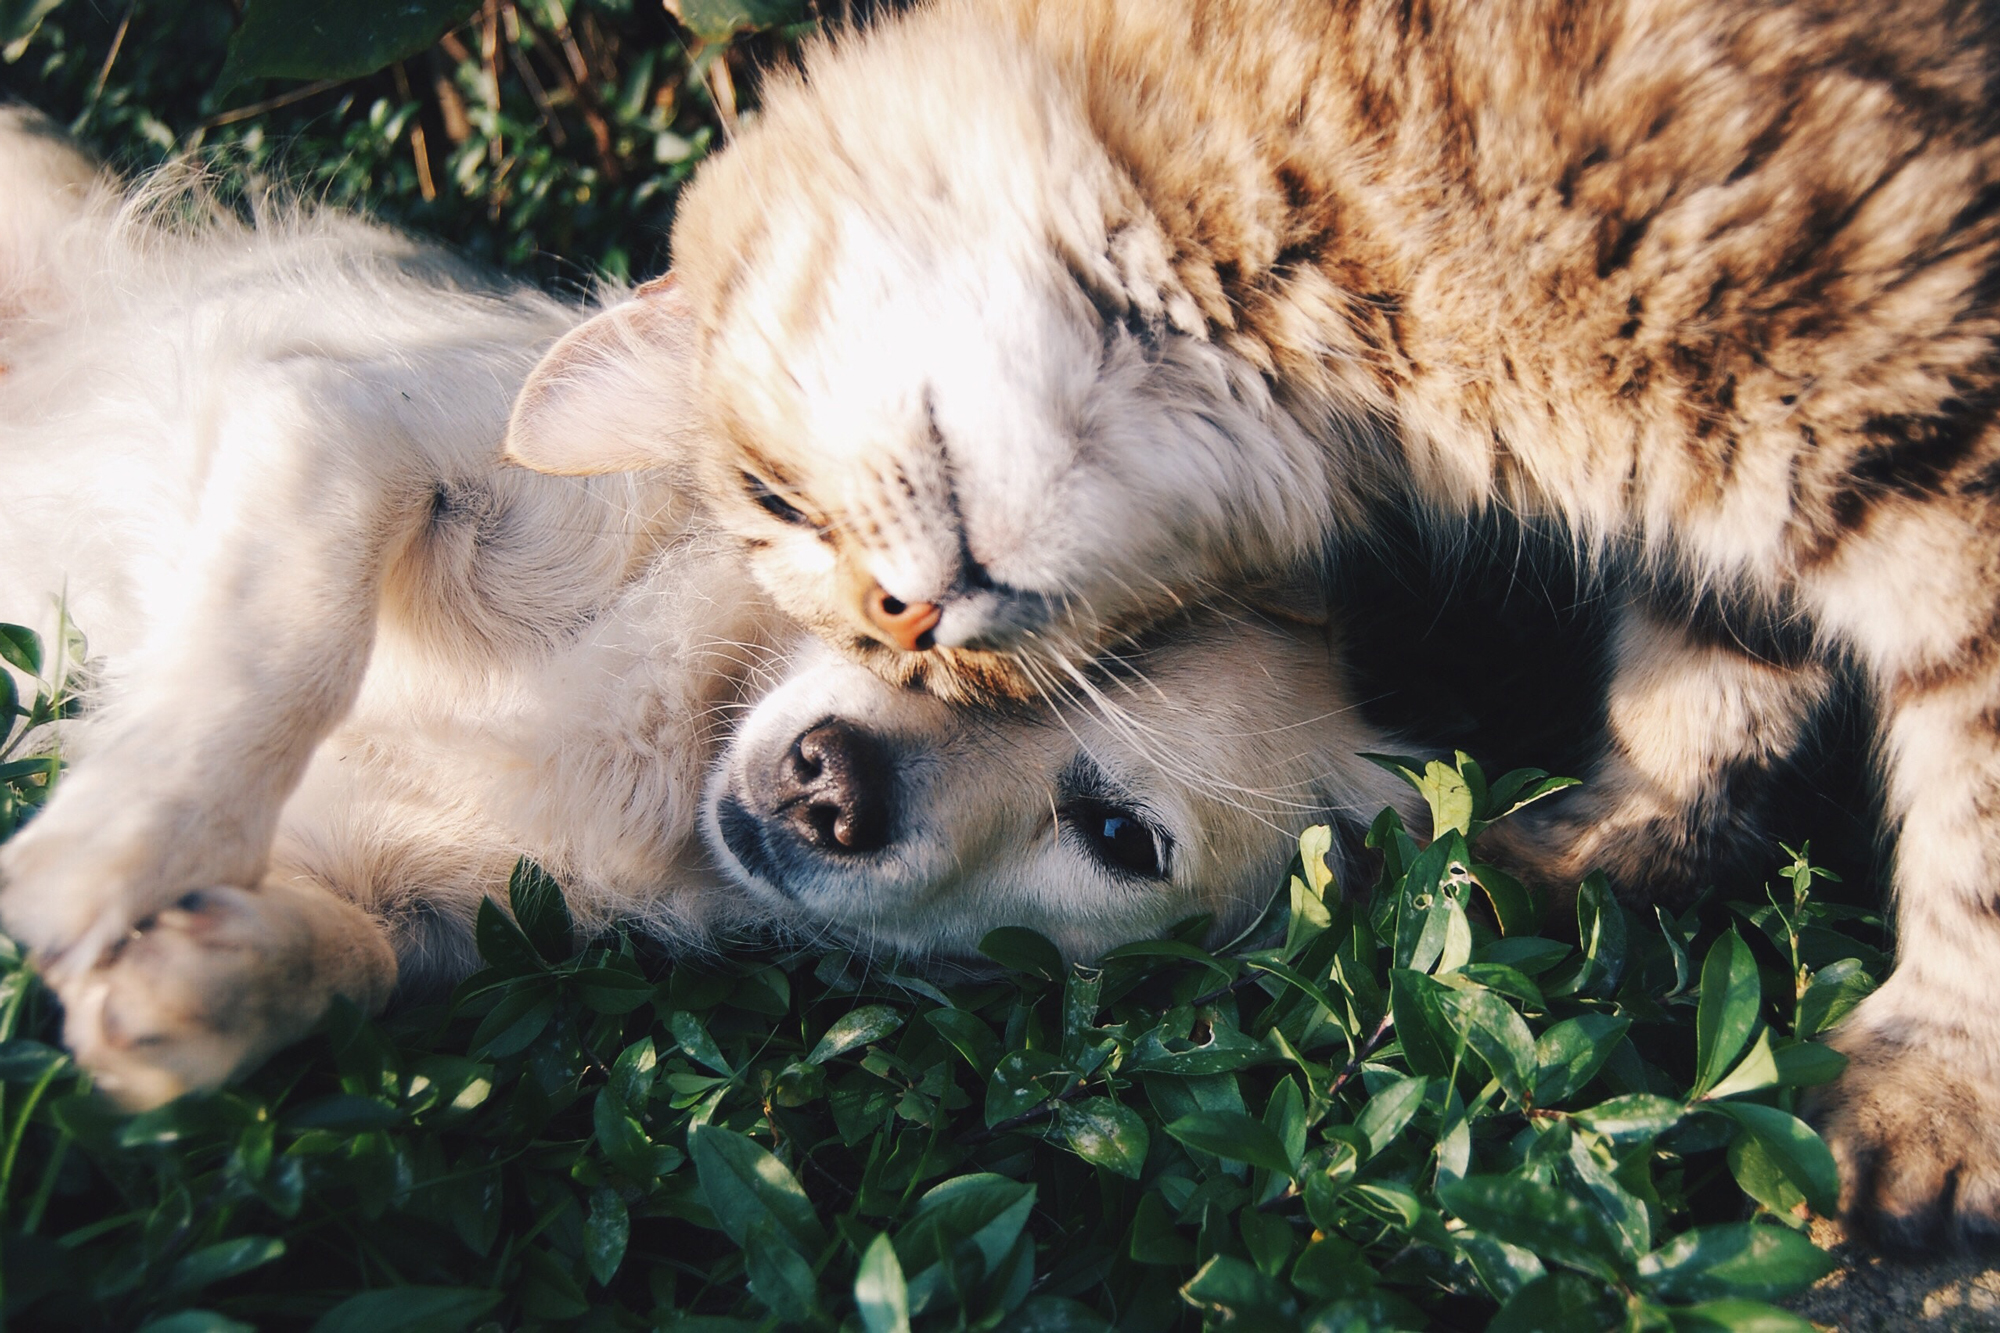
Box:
<box><xmin>0</xmin><ymin>111</ymin><xmax>1409</xmax><ymax>1108</ymax></box>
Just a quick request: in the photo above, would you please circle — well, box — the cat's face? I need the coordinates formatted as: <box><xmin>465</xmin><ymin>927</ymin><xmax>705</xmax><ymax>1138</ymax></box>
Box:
<box><xmin>505</xmin><ymin>18</ymin><xmax>1335</xmax><ymax>701</ymax></box>
<box><xmin>705</xmin><ymin>610</ymin><xmax>1406</xmax><ymax>962</ymax></box>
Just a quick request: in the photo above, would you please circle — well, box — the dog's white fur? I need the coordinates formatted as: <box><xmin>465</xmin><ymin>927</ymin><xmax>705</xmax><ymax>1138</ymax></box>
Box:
<box><xmin>0</xmin><ymin>111</ymin><xmax>1410</xmax><ymax>1107</ymax></box>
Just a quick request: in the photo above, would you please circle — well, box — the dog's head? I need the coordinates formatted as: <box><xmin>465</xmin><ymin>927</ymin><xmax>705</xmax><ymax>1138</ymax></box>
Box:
<box><xmin>704</xmin><ymin>606</ymin><xmax>1411</xmax><ymax>963</ymax></box>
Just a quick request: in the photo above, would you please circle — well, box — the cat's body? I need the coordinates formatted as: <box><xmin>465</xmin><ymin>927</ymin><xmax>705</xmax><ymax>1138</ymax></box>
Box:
<box><xmin>508</xmin><ymin>0</ymin><xmax>2000</xmax><ymax>1245</ymax></box>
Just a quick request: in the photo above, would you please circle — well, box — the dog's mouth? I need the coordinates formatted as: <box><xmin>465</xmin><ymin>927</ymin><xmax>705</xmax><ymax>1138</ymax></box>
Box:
<box><xmin>712</xmin><ymin>794</ymin><xmax>795</xmax><ymax>901</ymax></box>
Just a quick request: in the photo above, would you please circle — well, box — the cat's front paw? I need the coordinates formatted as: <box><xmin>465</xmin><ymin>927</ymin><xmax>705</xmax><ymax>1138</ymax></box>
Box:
<box><xmin>1809</xmin><ymin>1014</ymin><xmax>2000</xmax><ymax>1251</ymax></box>
<box><xmin>55</xmin><ymin>885</ymin><xmax>387</xmax><ymax>1110</ymax></box>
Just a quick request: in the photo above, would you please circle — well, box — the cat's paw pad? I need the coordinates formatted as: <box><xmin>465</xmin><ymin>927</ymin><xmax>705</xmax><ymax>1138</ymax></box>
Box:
<box><xmin>1808</xmin><ymin>1030</ymin><xmax>2000</xmax><ymax>1251</ymax></box>
<box><xmin>56</xmin><ymin>887</ymin><xmax>329</xmax><ymax>1110</ymax></box>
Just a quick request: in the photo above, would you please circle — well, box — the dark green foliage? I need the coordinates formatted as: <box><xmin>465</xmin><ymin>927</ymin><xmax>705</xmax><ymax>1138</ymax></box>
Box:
<box><xmin>0</xmin><ymin>703</ymin><xmax>1883</xmax><ymax>1327</ymax></box>
<box><xmin>4</xmin><ymin>0</ymin><xmax>813</xmax><ymax>282</ymax></box>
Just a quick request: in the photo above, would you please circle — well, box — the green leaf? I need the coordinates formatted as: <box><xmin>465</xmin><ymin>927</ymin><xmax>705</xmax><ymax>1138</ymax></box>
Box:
<box><xmin>1129</xmin><ymin>1191</ymin><xmax>1196</xmax><ymax>1265</ymax></box>
<box><xmin>855</xmin><ymin>1233</ymin><xmax>911</xmax><ymax>1333</ymax></box>
<box><xmin>1705</xmin><ymin>1027</ymin><xmax>1782</xmax><ymax>1100</ymax></box>
<box><xmin>1440</xmin><ymin>984</ymin><xmax>1536</xmax><ymax>1104</ymax></box>
<box><xmin>1389</xmin><ymin>969</ymin><xmax>1461</xmax><ymax>1077</ymax></box>
<box><xmin>1098</xmin><ymin>939</ymin><xmax>1236</xmax><ymax>986</ymax></box>
<box><xmin>1471</xmin><ymin>862</ymin><xmax>1538</xmax><ymax>936</ymax></box>
<box><xmin>1481</xmin><ymin>770</ymin><xmax>1582</xmax><ymax>824</ymax></box>
<box><xmin>1796</xmin><ymin>958</ymin><xmax>1874</xmax><ymax>1038</ymax></box>
<box><xmin>1571</xmin><ymin>1094</ymin><xmax>1687</xmax><ymax>1142</ymax></box>
<box><xmin>1421</xmin><ymin>758</ymin><xmax>1477</xmax><ymax>837</ymax></box>
<box><xmin>1770</xmin><ymin>1041</ymin><xmax>1846</xmax><ymax>1089</ymax></box>
<box><xmin>0</xmin><ymin>624</ymin><xmax>40</xmax><ymax>675</ymax></box>
<box><xmin>669</xmin><ymin>1010</ymin><xmax>735</xmax><ymax>1077</ymax></box>
<box><xmin>1438</xmin><ymin>1175</ymin><xmax>1628</xmax><ymax>1282</ymax></box>
<box><xmin>1566</xmin><ymin>873</ymin><xmax>1628</xmax><ymax>999</ymax></box>
<box><xmin>135</xmin><ymin>1315</ymin><xmax>256</xmax><ymax>1333</ymax></box>
<box><xmin>1694</xmin><ymin>931</ymin><xmax>1762</xmax><ymax>1095</ymax></box>
<box><xmin>0</xmin><ymin>1039</ymin><xmax>66</xmax><ymax>1082</ymax></box>
<box><xmin>901</xmin><ymin>1175</ymin><xmax>1037</xmax><ymax>1294</ymax></box>
<box><xmin>1163</xmin><ymin>1110</ymin><xmax>1294</xmax><ymax>1174</ymax></box>
<box><xmin>219</xmin><ymin>0</ymin><xmax>482</xmax><ymax>92</ymax></box>
<box><xmin>1533</xmin><ymin>1015</ymin><xmax>1632</xmax><ymax>1107</ymax></box>
<box><xmin>1302</xmin><ymin>1140</ymin><xmax>1363</xmax><ymax>1230</ymax></box>
<box><xmin>163</xmin><ymin>1236</ymin><xmax>286</xmax><ymax>1297</ymax></box>
<box><xmin>1666</xmin><ymin>1300</ymin><xmax>1819</xmax><ymax>1333</ymax></box>
<box><xmin>509</xmin><ymin>858</ymin><xmax>574</xmax><ymax>961</ymax></box>
<box><xmin>1710</xmin><ymin>1102</ymin><xmax>1840</xmax><ymax>1216</ymax></box>
<box><xmin>571</xmin><ymin>965</ymin><xmax>657</xmax><ymax>1014</ymax></box>
<box><xmin>1481</xmin><ymin>936</ymin><xmax>1572</xmax><ymax>976</ymax></box>
<box><xmin>471</xmin><ymin>897</ymin><xmax>544</xmax><ymax>975</ymax></box>
<box><xmin>926</xmin><ymin>1008</ymin><xmax>1002</xmax><ymax>1072</ymax></box>
<box><xmin>467</xmin><ymin>987</ymin><xmax>553</xmax><ymax>1059</ymax></box>
<box><xmin>664</xmin><ymin>0</ymin><xmax>809</xmax><ymax>44</ymax></box>
<box><xmin>687</xmin><ymin>1123</ymin><xmax>826</xmax><ymax>1259</ymax></box>
<box><xmin>1636</xmin><ymin>1223</ymin><xmax>1837</xmax><ymax>1302</ymax></box>
<box><xmin>1487</xmin><ymin>1272</ymin><xmax>1620</xmax><ymax>1333</ymax></box>
<box><xmin>1287</xmin><ymin>824</ymin><xmax>1338</xmax><ymax>954</ymax></box>
<box><xmin>1352</xmin><ymin>1074</ymin><xmax>1428</xmax><ymax>1159</ymax></box>
<box><xmin>584</xmin><ymin>1189</ymin><xmax>629</xmax><ymax>1286</ymax></box>
<box><xmin>985</xmin><ymin>1049</ymin><xmax>1067</xmax><ymax>1126</ymax></box>
<box><xmin>979</xmin><ymin>926</ymin><xmax>1064</xmax><ymax>980</ymax></box>
<box><xmin>994</xmin><ymin>1296</ymin><xmax>1112</xmax><ymax>1332</ymax></box>
<box><xmin>309</xmin><ymin>1287</ymin><xmax>501</xmax><ymax>1333</ymax></box>
<box><xmin>610</xmin><ymin>1037</ymin><xmax>659</xmax><ymax>1107</ymax></box>
<box><xmin>1057</xmin><ymin>1099</ymin><xmax>1149</xmax><ymax>1178</ymax></box>
<box><xmin>746</xmin><ymin>1221</ymin><xmax>821</xmax><ymax>1324</ymax></box>
<box><xmin>808</xmin><ymin>1004</ymin><xmax>903</xmax><ymax>1064</ymax></box>
<box><xmin>1178</xmin><ymin>1254</ymin><xmax>1297</xmax><ymax>1323</ymax></box>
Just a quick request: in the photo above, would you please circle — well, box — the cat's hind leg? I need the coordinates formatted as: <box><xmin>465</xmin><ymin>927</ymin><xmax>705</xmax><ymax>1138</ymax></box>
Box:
<box><xmin>1476</xmin><ymin>598</ymin><xmax>1829</xmax><ymax>904</ymax></box>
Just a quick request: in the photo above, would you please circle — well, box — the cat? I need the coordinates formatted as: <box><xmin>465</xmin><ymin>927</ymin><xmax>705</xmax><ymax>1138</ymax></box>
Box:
<box><xmin>503</xmin><ymin>0</ymin><xmax>2000</xmax><ymax>1246</ymax></box>
<box><xmin>0</xmin><ymin>108</ymin><xmax>1408</xmax><ymax>1107</ymax></box>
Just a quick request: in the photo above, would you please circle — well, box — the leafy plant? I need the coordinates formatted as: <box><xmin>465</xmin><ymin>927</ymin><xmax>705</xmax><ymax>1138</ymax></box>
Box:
<box><xmin>6</xmin><ymin>0</ymin><xmax>818</xmax><ymax>281</ymax></box>
<box><xmin>0</xmin><ymin>719</ymin><xmax>1878</xmax><ymax>1328</ymax></box>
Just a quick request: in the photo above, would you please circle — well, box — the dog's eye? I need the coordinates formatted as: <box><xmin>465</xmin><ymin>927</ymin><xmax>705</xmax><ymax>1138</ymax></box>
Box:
<box><xmin>1064</xmin><ymin>800</ymin><xmax>1170</xmax><ymax>880</ymax></box>
<box><xmin>741</xmin><ymin>471</ymin><xmax>814</xmax><ymax>528</ymax></box>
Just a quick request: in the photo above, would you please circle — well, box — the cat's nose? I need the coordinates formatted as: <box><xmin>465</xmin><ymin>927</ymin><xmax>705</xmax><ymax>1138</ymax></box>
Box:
<box><xmin>773</xmin><ymin>719</ymin><xmax>892</xmax><ymax>854</ymax></box>
<box><xmin>863</xmin><ymin>585</ymin><xmax>941</xmax><ymax>652</ymax></box>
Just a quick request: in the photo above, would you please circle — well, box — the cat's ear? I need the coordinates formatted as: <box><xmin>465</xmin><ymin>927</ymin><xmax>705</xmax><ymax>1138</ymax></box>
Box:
<box><xmin>503</xmin><ymin>275</ymin><xmax>701</xmax><ymax>475</ymax></box>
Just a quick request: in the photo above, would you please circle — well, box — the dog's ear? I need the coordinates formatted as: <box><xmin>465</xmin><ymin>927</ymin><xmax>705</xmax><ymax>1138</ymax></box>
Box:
<box><xmin>504</xmin><ymin>275</ymin><xmax>700</xmax><ymax>475</ymax></box>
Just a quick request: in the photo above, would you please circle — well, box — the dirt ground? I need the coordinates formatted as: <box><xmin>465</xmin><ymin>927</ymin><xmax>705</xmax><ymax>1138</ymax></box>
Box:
<box><xmin>1789</xmin><ymin>1218</ymin><xmax>2000</xmax><ymax>1331</ymax></box>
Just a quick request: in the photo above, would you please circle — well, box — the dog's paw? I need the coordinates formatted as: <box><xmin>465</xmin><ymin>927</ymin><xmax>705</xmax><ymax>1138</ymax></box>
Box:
<box><xmin>54</xmin><ymin>886</ymin><xmax>362</xmax><ymax>1110</ymax></box>
<box><xmin>1808</xmin><ymin>1018</ymin><xmax>2000</xmax><ymax>1251</ymax></box>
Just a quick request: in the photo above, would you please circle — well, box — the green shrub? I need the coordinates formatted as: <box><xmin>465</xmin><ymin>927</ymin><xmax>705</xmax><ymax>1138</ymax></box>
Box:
<box><xmin>0</xmin><ymin>618</ymin><xmax>1875</xmax><ymax>1329</ymax></box>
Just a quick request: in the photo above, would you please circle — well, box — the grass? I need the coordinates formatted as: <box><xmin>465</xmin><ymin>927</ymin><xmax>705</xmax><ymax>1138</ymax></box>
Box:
<box><xmin>0</xmin><ymin>2</ymin><xmax>1887</xmax><ymax>1328</ymax></box>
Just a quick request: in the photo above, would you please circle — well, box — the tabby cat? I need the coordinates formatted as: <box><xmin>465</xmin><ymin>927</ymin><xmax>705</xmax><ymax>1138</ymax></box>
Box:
<box><xmin>508</xmin><ymin>0</ymin><xmax>2000</xmax><ymax>1246</ymax></box>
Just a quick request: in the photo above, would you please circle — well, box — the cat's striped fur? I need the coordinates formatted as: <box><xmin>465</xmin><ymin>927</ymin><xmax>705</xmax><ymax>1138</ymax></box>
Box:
<box><xmin>509</xmin><ymin>0</ymin><xmax>2000</xmax><ymax>1246</ymax></box>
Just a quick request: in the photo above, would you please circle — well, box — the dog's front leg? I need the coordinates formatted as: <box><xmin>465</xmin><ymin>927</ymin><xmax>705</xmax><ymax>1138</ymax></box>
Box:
<box><xmin>0</xmin><ymin>364</ymin><xmax>431</xmax><ymax>1029</ymax></box>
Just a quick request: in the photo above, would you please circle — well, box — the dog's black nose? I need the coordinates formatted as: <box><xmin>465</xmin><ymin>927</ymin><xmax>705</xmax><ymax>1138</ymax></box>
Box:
<box><xmin>774</xmin><ymin>719</ymin><xmax>892</xmax><ymax>854</ymax></box>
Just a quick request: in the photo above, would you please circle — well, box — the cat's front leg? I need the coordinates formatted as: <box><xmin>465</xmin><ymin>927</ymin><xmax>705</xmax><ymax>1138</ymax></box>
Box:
<box><xmin>1475</xmin><ymin>599</ymin><xmax>1829</xmax><ymax>905</ymax></box>
<box><xmin>1802</xmin><ymin>514</ymin><xmax>2000</xmax><ymax>1247</ymax></box>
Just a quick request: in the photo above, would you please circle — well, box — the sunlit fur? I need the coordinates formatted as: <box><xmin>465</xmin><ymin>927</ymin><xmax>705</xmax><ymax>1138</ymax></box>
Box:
<box><xmin>506</xmin><ymin>0</ymin><xmax>2000</xmax><ymax>1247</ymax></box>
<box><xmin>0</xmin><ymin>112</ymin><xmax>1413</xmax><ymax>1109</ymax></box>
